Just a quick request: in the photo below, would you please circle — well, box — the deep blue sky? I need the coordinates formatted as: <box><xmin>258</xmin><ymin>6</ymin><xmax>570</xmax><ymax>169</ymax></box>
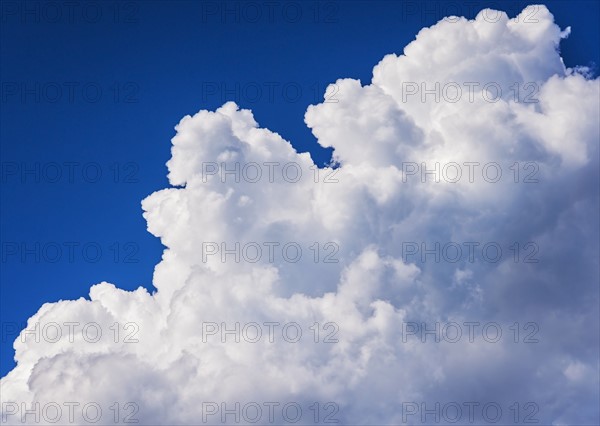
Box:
<box><xmin>1</xmin><ymin>0</ymin><xmax>598</xmax><ymax>376</ymax></box>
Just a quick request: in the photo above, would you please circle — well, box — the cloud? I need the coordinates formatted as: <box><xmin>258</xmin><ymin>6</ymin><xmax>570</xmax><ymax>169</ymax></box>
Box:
<box><xmin>2</xmin><ymin>5</ymin><xmax>598</xmax><ymax>425</ymax></box>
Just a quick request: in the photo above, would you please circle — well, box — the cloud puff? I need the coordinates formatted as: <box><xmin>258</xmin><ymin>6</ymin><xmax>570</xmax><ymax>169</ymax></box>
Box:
<box><xmin>2</xmin><ymin>5</ymin><xmax>598</xmax><ymax>425</ymax></box>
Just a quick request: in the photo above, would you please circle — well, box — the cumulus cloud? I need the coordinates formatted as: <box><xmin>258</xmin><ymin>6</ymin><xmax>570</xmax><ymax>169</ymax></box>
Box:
<box><xmin>2</xmin><ymin>5</ymin><xmax>598</xmax><ymax>425</ymax></box>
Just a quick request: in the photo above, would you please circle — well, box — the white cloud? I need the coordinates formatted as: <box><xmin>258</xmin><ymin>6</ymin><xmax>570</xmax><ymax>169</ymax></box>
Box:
<box><xmin>2</xmin><ymin>5</ymin><xmax>598</xmax><ymax>425</ymax></box>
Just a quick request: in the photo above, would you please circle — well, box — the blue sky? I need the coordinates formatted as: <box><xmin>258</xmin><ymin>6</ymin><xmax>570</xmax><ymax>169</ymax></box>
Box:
<box><xmin>1</xmin><ymin>0</ymin><xmax>598</xmax><ymax>377</ymax></box>
<box><xmin>1</xmin><ymin>1</ymin><xmax>599</xmax><ymax>422</ymax></box>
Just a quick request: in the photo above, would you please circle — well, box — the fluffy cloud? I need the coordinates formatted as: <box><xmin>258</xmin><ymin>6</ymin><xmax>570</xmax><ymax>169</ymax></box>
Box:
<box><xmin>2</xmin><ymin>5</ymin><xmax>598</xmax><ymax>425</ymax></box>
